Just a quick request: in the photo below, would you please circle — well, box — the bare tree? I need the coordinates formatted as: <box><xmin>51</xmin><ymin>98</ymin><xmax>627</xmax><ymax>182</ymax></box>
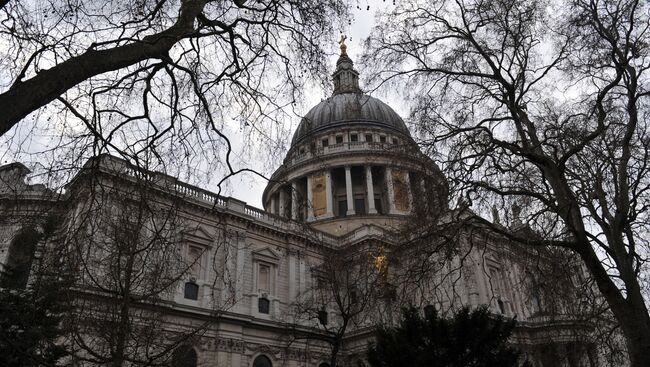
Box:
<box><xmin>363</xmin><ymin>0</ymin><xmax>650</xmax><ymax>364</ymax></box>
<box><xmin>284</xmin><ymin>243</ymin><xmax>388</xmax><ymax>367</ymax></box>
<box><xmin>0</xmin><ymin>0</ymin><xmax>348</xmax><ymax>182</ymax></box>
<box><xmin>58</xmin><ymin>157</ymin><xmax>237</xmax><ymax>366</ymax></box>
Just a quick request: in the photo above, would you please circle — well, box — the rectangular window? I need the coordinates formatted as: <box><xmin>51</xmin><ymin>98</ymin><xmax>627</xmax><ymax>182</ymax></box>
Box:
<box><xmin>350</xmin><ymin>287</ymin><xmax>358</xmax><ymax>304</ymax></box>
<box><xmin>350</xmin><ymin>134</ymin><xmax>358</xmax><ymax>142</ymax></box>
<box><xmin>322</xmin><ymin>138</ymin><xmax>329</xmax><ymax>147</ymax></box>
<box><xmin>365</xmin><ymin>134</ymin><xmax>373</xmax><ymax>142</ymax></box>
<box><xmin>258</xmin><ymin>297</ymin><xmax>270</xmax><ymax>314</ymax></box>
<box><xmin>188</xmin><ymin>245</ymin><xmax>203</xmax><ymax>279</ymax></box>
<box><xmin>392</xmin><ymin>138</ymin><xmax>399</xmax><ymax>145</ymax></box>
<box><xmin>338</xmin><ymin>200</ymin><xmax>348</xmax><ymax>217</ymax></box>
<box><xmin>489</xmin><ymin>267</ymin><xmax>502</xmax><ymax>296</ymax></box>
<box><xmin>258</xmin><ymin>264</ymin><xmax>270</xmax><ymax>292</ymax></box>
<box><xmin>354</xmin><ymin>198</ymin><xmax>366</xmax><ymax>215</ymax></box>
<box><xmin>379</xmin><ymin>135</ymin><xmax>386</xmax><ymax>143</ymax></box>
<box><xmin>184</xmin><ymin>282</ymin><xmax>199</xmax><ymax>300</ymax></box>
<box><xmin>488</xmin><ymin>266</ymin><xmax>509</xmax><ymax>314</ymax></box>
<box><xmin>336</xmin><ymin>135</ymin><xmax>343</xmax><ymax>144</ymax></box>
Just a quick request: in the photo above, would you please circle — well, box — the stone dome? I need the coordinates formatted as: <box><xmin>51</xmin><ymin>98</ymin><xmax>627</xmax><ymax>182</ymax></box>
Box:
<box><xmin>290</xmin><ymin>92</ymin><xmax>411</xmax><ymax>147</ymax></box>
<box><xmin>263</xmin><ymin>41</ymin><xmax>449</xmax><ymax>234</ymax></box>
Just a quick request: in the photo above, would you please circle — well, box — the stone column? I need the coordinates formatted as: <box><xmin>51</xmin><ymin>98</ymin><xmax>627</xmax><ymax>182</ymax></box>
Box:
<box><xmin>365</xmin><ymin>166</ymin><xmax>377</xmax><ymax>214</ymax></box>
<box><xmin>325</xmin><ymin>170</ymin><xmax>334</xmax><ymax>217</ymax></box>
<box><xmin>279</xmin><ymin>189</ymin><xmax>287</xmax><ymax>218</ymax></box>
<box><xmin>269</xmin><ymin>196</ymin><xmax>276</xmax><ymax>214</ymax></box>
<box><xmin>306</xmin><ymin>175</ymin><xmax>314</xmax><ymax>221</ymax></box>
<box><xmin>403</xmin><ymin>170</ymin><xmax>413</xmax><ymax>212</ymax></box>
<box><xmin>291</xmin><ymin>180</ymin><xmax>298</xmax><ymax>220</ymax></box>
<box><xmin>385</xmin><ymin>167</ymin><xmax>396</xmax><ymax>214</ymax></box>
<box><xmin>345</xmin><ymin>166</ymin><xmax>355</xmax><ymax>215</ymax></box>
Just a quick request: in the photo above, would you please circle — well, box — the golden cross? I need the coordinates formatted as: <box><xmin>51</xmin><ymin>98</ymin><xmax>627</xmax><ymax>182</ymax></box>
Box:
<box><xmin>339</xmin><ymin>34</ymin><xmax>348</xmax><ymax>55</ymax></box>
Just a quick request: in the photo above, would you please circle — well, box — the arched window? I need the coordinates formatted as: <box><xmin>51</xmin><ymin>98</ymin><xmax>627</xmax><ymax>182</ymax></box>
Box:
<box><xmin>253</xmin><ymin>355</ymin><xmax>272</xmax><ymax>367</ymax></box>
<box><xmin>171</xmin><ymin>345</ymin><xmax>197</xmax><ymax>367</ymax></box>
<box><xmin>1</xmin><ymin>227</ymin><xmax>40</xmax><ymax>289</ymax></box>
<box><xmin>184</xmin><ymin>281</ymin><xmax>199</xmax><ymax>300</ymax></box>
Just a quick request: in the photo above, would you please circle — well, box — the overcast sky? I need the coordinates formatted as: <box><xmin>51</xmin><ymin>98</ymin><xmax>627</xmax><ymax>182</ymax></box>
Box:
<box><xmin>219</xmin><ymin>1</ymin><xmax>400</xmax><ymax>208</ymax></box>
<box><xmin>0</xmin><ymin>1</ymin><xmax>400</xmax><ymax>210</ymax></box>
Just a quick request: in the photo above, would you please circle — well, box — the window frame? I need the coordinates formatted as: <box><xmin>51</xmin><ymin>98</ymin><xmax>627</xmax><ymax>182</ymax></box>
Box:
<box><xmin>258</xmin><ymin>297</ymin><xmax>271</xmax><ymax>314</ymax></box>
<box><xmin>257</xmin><ymin>263</ymin><xmax>272</xmax><ymax>293</ymax></box>
<box><xmin>183</xmin><ymin>281</ymin><xmax>199</xmax><ymax>300</ymax></box>
<box><xmin>186</xmin><ymin>244</ymin><xmax>207</xmax><ymax>281</ymax></box>
<box><xmin>251</xmin><ymin>247</ymin><xmax>280</xmax><ymax>298</ymax></box>
<box><xmin>486</xmin><ymin>260</ymin><xmax>512</xmax><ymax>315</ymax></box>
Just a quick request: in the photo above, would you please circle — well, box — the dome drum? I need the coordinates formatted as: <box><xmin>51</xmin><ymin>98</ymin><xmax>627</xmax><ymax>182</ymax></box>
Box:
<box><xmin>265</xmin><ymin>165</ymin><xmax>416</xmax><ymax>221</ymax></box>
<box><xmin>286</xmin><ymin>128</ymin><xmax>415</xmax><ymax>169</ymax></box>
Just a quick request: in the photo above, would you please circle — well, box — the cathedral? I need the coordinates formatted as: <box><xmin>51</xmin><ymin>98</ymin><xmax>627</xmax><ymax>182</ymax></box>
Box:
<box><xmin>0</xmin><ymin>44</ymin><xmax>602</xmax><ymax>366</ymax></box>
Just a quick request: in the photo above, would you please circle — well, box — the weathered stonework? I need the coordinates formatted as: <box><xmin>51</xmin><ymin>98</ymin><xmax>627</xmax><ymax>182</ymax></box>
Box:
<box><xmin>0</xmin><ymin>50</ymin><xmax>604</xmax><ymax>367</ymax></box>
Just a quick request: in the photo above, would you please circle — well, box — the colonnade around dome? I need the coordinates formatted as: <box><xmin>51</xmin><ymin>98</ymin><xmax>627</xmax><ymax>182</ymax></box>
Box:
<box><xmin>265</xmin><ymin>163</ymin><xmax>413</xmax><ymax>221</ymax></box>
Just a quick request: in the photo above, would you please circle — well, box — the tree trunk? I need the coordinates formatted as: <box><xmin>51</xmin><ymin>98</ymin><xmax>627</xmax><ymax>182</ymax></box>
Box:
<box><xmin>578</xmin><ymin>245</ymin><xmax>650</xmax><ymax>366</ymax></box>
<box><xmin>540</xmin><ymin>158</ymin><xmax>650</xmax><ymax>366</ymax></box>
<box><xmin>0</xmin><ymin>0</ymin><xmax>206</xmax><ymax>136</ymax></box>
<box><xmin>330</xmin><ymin>340</ymin><xmax>340</xmax><ymax>367</ymax></box>
<box><xmin>614</xmin><ymin>297</ymin><xmax>650</xmax><ymax>366</ymax></box>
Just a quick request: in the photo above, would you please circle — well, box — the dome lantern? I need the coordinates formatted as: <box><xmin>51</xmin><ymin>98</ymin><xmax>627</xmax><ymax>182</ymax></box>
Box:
<box><xmin>332</xmin><ymin>35</ymin><xmax>361</xmax><ymax>95</ymax></box>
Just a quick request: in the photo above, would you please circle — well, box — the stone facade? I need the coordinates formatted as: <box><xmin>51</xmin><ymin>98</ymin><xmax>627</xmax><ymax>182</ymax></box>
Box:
<box><xmin>0</xmin><ymin>48</ymin><xmax>603</xmax><ymax>367</ymax></box>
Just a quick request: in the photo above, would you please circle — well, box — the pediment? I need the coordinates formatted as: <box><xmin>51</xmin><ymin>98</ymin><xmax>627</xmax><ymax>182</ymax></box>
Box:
<box><xmin>252</xmin><ymin>246</ymin><xmax>280</xmax><ymax>264</ymax></box>
<box><xmin>340</xmin><ymin>224</ymin><xmax>396</xmax><ymax>246</ymax></box>
<box><xmin>183</xmin><ymin>225</ymin><xmax>214</xmax><ymax>246</ymax></box>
